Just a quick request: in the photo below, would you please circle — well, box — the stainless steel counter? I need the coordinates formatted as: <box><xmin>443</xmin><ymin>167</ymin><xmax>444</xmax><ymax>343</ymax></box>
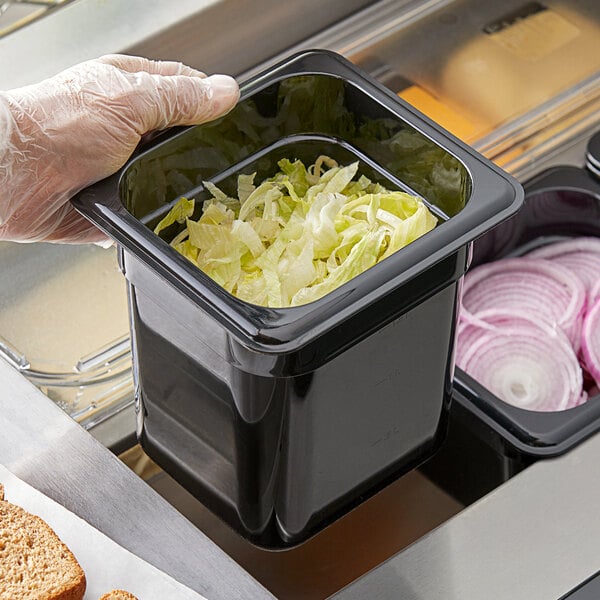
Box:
<box><xmin>334</xmin><ymin>433</ymin><xmax>600</xmax><ymax>600</ymax></box>
<box><xmin>3</xmin><ymin>348</ymin><xmax>600</xmax><ymax>600</ymax></box>
<box><xmin>0</xmin><ymin>357</ymin><xmax>273</xmax><ymax>600</ymax></box>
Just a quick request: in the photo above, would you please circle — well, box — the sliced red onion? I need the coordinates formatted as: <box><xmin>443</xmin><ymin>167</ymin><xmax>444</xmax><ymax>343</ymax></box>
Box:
<box><xmin>588</xmin><ymin>385</ymin><xmax>600</xmax><ymax>398</ymax></box>
<box><xmin>590</xmin><ymin>279</ymin><xmax>600</xmax><ymax>304</ymax></box>
<box><xmin>457</xmin><ymin>311</ymin><xmax>583</xmax><ymax>411</ymax></box>
<box><xmin>528</xmin><ymin>237</ymin><xmax>600</xmax><ymax>295</ymax></box>
<box><xmin>456</xmin><ymin>311</ymin><xmax>495</xmax><ymax>367</ymax></box>
<box><xmin>576</xmin><ymin>391</ymin><xmax>589</xmax><ymax>407</ymax></box>
<box><xmin>581</xmin><ymin>297</ymin><xmax>600</xmax><ymax>388</ymax></box>
<box><xmin>461</xmin><ymin>257</ymin><xmax>586</xmax><ymax>347</ymax></box>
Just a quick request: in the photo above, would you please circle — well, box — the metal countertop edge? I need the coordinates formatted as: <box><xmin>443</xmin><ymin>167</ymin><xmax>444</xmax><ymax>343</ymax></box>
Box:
<box><xmin>0</xmin><ymin>357</ymin><xmax>274</xmax><ymax>600</ymax></box>
<box><xmin>0</xmin><ymin>0</ymin><xmax>375</xmax><ymax>90</ymax></box>
<box><xmin>332</xmin><ymin>431</ymin><xmax>600</xmax><ymax>600</ymax></box>
<box><xmin>0</xmin><ymin>0</ymin><xmax>222</xmax><ymax>89</ymax></box>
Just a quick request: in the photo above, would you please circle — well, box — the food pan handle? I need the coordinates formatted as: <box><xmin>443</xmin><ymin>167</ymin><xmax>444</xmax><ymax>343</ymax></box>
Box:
<box><xmin>136</xmin><ymin>126</ymin><xmax>188</xmax><ymax>155</ymax></box>
<box><xmin>71</xmin><ymin>125</ymin><xmax>190</xmax><ymax>247</ymax></box>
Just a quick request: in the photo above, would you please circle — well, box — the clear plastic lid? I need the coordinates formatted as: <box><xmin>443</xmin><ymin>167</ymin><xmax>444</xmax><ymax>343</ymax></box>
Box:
<box><xmin>0</xmin><ymin>0</ymin><xmax>73</xmax><ymax>39</ymax></box>
<box><xmin>0</xmin><ymin>241</ymin><xmax>132</xmax><ymax>427</ymax></box>
<box><xmin>340</xmin><ymin>0</ymin><xmax>600</xmax><ymax>176</ymax></box>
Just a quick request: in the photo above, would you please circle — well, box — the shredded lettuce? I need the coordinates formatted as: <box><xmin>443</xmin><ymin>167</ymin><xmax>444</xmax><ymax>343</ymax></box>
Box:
<box><xmin>155</xmin><ymin>157</ymin><xmax>437</xmax><ymax>307</ymax></box>
<box><xmin>154</xmin><ymin>196</ymin><xmax>195</xmax><ymax>236</ymax></box>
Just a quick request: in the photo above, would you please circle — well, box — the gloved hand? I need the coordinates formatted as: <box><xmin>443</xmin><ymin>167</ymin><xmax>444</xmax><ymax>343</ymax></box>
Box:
<box><xmin>0</xmin><ymin>54</ymin><xmax>239</xmax><ymax>243</ymax></box>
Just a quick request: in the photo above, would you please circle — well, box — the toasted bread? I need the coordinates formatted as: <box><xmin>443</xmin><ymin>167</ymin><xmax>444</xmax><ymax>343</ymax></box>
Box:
<box><xmin>0</xmin><ymin>486</ymin><xmax>86</xmax><ymax>600</ymax></box>
<box><xmin>99</xmin><ymin>591</ymin><xmax>139</xmax><ymax>600</ymax></box>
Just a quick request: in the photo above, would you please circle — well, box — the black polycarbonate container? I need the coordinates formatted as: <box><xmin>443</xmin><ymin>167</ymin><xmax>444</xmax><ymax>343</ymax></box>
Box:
<box><xmin>72</xmin><ymin>50</ymin><xmax>522</xmax><ymax>546</ymax></box>
<box><xmin>423</xmin><ymin>166</ymin><xmax>600</xmax><ymax>505</ymax></box>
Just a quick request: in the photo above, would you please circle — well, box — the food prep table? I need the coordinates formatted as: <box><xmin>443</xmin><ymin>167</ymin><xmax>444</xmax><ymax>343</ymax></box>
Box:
<box><xmin>1</xmin><ymin>0</ymin><xmax>600</xmax><ymax>598</ymax></box>
<box><xmin>3</xmin><ymin>332</ymin><xmax>600</xmax><ymax>600</ymax></box>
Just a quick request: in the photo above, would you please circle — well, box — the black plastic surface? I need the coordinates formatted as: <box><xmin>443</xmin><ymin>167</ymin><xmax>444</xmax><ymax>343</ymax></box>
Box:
<box><xmin>586</xmin><ymin>131</ymin><xmax>600</xmax><ymax>179</ymax></box>
<box><xmin>73</xmin><ymin>50</ymin><xmax>522</xmax><ymax>546</ymax></box>
<box><xmin>423</xmin><ymin>165</ymin><xmax>600</xmax><ymax>505</ymax></box>
<box><xmin>560</xmin><ymin>571</ymin><xmax>600</xmax><ymax>599</ymax></box>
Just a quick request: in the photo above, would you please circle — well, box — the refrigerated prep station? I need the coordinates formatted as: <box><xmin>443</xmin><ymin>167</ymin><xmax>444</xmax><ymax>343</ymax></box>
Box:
<box><xmin>1</xmin><ymin>1</ymin><xmax>600</xmax><ymax>598</ymax></box>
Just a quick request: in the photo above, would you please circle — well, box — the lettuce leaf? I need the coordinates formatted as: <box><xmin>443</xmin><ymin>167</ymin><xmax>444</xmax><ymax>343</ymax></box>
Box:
<box><xmin>154</xmin><ymin>196</ymin><xmax>195</xmax><ymax>236</ymax></box>
<box><xmin>155</xmin><ymin>156</ymin><xmax>437</xmax><ymax>307</ymax></box>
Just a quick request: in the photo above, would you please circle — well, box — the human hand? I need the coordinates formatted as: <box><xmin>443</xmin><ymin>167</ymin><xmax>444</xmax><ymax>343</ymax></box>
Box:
<box><xmin>0</xmin><ymin>54</ymin><xmax>239</xmax><ymax>243</ymax></box>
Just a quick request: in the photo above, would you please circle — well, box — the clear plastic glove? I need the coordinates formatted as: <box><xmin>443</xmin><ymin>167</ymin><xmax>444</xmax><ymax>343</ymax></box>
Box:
<box><xmin>0</xmin><ymin>54</ymin><xmax>239</xmax><ymax>243</ymax></box>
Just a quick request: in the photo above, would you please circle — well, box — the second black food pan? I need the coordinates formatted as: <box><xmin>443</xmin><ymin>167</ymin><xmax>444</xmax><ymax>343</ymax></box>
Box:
<box><xmin>72</xmin><ymin>49</ymin><xmax>523</xmax><ymax>546</ymax></box>
<box><xmin>423</xmin><ymin>165</ymin><xmax>600</xmax><ymax>505</ymax></box>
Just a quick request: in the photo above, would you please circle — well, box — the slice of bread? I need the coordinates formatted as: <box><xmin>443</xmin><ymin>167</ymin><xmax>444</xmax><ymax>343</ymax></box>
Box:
<box><xmin>99</xmin><ymin>591</ymin><xmax>139</xmax><ymax>600</ymax></box>
<box><xmin>0</xmin><ymin>484</ymin><xmax>86</xmax><ymax>600</ymax></box>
